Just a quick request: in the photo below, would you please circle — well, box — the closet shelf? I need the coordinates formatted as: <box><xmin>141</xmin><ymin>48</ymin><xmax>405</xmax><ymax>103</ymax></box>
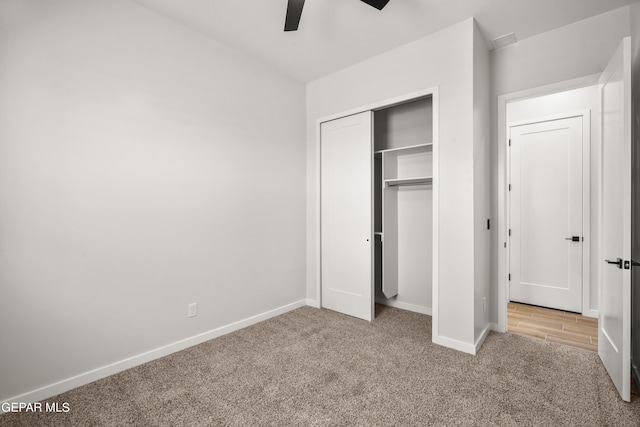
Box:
<box><xmin>375</xmin><ymin>142</ymin><xmax>432</xmax><ymax>154</ymax></box>
<box><xmin>384</xmin><ymin>177</ymin><xmax>432</xmax><ymax>187</ymax></box>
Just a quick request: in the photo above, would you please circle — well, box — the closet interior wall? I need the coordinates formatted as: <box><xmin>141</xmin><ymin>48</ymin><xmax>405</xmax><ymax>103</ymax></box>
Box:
<box><xmin>374</xmin><ymin>96</ymin><xmax>433</xmax><ymax>314</ymax></box>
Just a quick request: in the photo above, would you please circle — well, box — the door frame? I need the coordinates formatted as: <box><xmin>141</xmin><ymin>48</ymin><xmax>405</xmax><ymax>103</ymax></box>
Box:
<box><xmin>496</xmin><ymin>74</ymin><xmax>600</xmax><ymax>333</ymax></box>
<box><xmin>314</xmin><ymin>86</ymin><xmax>439</xmax><ymax>317</ymax></box>
<box><xmin>506</xmin><ymin>111</ymin><xmax>591</xmax><ymax>313</ymax></box>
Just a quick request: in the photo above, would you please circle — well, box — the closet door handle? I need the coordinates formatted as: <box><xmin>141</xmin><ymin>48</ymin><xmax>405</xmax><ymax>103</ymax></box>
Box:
<box><xmin>565</xmin><ymin>236</ymin><xmax>581</xmax><ymax>242</ymax></box>
<box><xmin>605</xmin><ymin>258</ymin><xmax>623</xmax><ymax>269</ymax></box>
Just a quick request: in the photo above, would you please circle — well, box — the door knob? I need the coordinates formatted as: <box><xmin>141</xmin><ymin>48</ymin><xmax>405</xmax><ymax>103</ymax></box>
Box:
<box><xmin>605</xmin><ymin>258</ymin><xmax>623</xmax><ymax>269</ymax></box>
<box><xmin>565</xmin><ymin>236</ymin><xmax>581</xmax><ymax>242</ymax></box>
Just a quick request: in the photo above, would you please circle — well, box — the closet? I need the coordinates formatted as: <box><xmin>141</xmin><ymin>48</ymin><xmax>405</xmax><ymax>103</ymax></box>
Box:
<box><xmin>320</xmin><ymin>93</ymin><xmax>434</xmax><ymax>321</ymax></box>
<box><xmin>374</xmin><ymin>96</ymin><xmax>432</xmax><ymax>308</ymax></box>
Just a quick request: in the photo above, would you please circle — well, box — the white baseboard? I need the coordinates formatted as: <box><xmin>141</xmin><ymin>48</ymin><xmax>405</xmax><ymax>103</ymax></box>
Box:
<box><xmin>432</xmin><ymin>334</ymin><xmax>477</xmax><ymax>355</ymax></box>
<box><xmin>489</xmin><ymin>322</ymin><xmax>503</xmax><ymax>333</ymax></box>
<box><xmin>432</xmin><ymin>323</ymin><xmax>491</xmax><ymax>356</ymax></box>
<box><xmin>582</xmin><ymin>309</ymin><xmax>598</xmax><ymax>319</ymax></box>
<box><xmin>375</xmin><ymin>297</ymin><xmax>432</xmax><ymax>316</ymax></box>
<box><xmin>1</xmin><ymin>299</ymin><xmax>306</xmax><ymax>409</ymax></box>
<box><xmin>306</xmin><ymin>298</ymin><xmax>320</xmax><ymax>308</ymax></box>
<box><xmin>474</xmin><ymin>324</ymin><xmax>492</xmax><ymax>353</ymax></box>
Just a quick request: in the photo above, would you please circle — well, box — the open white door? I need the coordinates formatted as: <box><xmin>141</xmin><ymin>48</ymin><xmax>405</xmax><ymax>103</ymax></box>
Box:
<box><xmin>599</xmin><ymin>37</ymin><xmax>632</xmax><ymax>402</ymax></box>
<box><xmin>320</xmin><ymin>111</ymin><xmax>374</xmax><ymax>321</ymax></box>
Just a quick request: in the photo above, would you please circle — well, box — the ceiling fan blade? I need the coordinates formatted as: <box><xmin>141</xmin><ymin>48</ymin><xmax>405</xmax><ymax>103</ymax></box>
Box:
<box><xmin>360</xmin><ymin>0</ymin><xmax>390</xmax><ymax>10</ymax></box>
<box><xmin>284</xmin><ymin>0</ymin><xmax>305</xmax><ymax>31</ymax></box>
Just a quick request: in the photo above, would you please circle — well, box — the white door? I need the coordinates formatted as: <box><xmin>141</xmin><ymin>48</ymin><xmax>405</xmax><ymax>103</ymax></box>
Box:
<box><xmin>509</xmin><ymin>116</ymin><xmax>584</xmax><ymax>312</ymax></box>
<box><xmin>598</xmin><ymin>37</ymin><xmax>631</xmax><ymax>402</ymax></box>
<box><xmin>320</xmin><ymin>111</ymin><xmax>373</xmax><ymax>321</ymax></box>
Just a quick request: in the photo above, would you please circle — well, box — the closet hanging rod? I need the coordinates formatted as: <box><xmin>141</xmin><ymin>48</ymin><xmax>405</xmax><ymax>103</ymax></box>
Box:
<box><xmin>386</xmin><ymin>182</ymin><xmax>431</xmax><ymax>187</ymax></box>
<box><xmin>385</xmin><ymin>177</ymin><xmax>432</xmax><ymax>187</ymax></box>
<box><xmin>385</xmin><ymin>182</ymin><xmax>432</xmax><ymax>188</ymax></box>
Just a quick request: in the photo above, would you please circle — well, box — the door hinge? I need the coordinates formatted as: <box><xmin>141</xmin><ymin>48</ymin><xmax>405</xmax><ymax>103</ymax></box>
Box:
<box><xmin>504</xmin><ymin>242</ymin><xmax>507</xmax><ymax>248</ymax></box>
<box><xmin>508</xmin><ymin>184</ymin><xmax>511</xmax><ymax>191</ymax></box>
<box><xmin>487</xmin><ymin>219</ymin><xmax>490</xmax><ymax>230</ymax></box>
<box><xmin>509</xmin><ymin>139</ymin><xmax>511</xmax><ymax>147</ymax></box>
<box><xmin>508</xmin><ymin>229</ymin><xmax>511</xmax><ymax>236</ymax></box>
<box><xmin>508</xmin><ymin>274</ymin><xmax>511</xmax><ymax>281</ymax></box>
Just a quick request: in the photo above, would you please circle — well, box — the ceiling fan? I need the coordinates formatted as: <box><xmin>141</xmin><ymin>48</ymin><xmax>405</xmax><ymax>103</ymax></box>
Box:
<box><xmin>284</xmin><ymin>0</ymin><xmax>390</xmax><ymax>31</ymax></box>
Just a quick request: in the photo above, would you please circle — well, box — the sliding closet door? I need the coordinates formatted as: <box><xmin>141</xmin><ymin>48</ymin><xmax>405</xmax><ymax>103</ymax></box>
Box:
<box><xmin>321</xmin><ymin>111</ymin><xmax>373</xmax><ymax>321</ymax></box>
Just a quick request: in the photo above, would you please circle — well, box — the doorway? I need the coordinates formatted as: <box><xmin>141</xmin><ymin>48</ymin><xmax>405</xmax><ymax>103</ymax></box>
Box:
<box><xmin>497</xmin><ymin>79</ymin><xmax>600</xmax><ymax>333</ymax></box>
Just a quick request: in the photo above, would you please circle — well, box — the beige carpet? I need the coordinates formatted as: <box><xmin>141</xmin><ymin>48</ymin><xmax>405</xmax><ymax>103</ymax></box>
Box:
<box><xmin>2</xmin><ymin>305</ymin><xmax>639</xmax><ymax>426</ymax></box>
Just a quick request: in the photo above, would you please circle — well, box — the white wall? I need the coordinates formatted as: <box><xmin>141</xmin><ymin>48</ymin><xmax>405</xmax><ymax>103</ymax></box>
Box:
<box><xmin>307</xmin><ymin>19</ymin><xmax>479</xmax><ymax>350</ymax></box>
<box><xmin>506</xmin><ymin>86</ymin><xmax>600</xmax><ymax>316</ymax></box>
<box><xmin>489</xmin><ymin>7</ymin><xmax>631</xmax><ymax>324</ymax></box>
<box><xmin>492</xmin><ymin>7</ymin><xmax>631</xmax><ymax>98</ymax></box>
<box><xmin>473</xmin><ymin>22</ymin><xmax>491</xmax><ymax>341</ymax></box>
<box><xmin>0</xmin><ymin>0</ymin><xmax>306</xmax><ymax>402</ymax></box>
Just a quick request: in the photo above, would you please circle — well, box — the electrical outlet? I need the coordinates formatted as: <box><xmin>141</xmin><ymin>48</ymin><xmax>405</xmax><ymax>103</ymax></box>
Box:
<box><xmin>188</xmin><ymin>303</ymin><xmax>197</xmax><ymax>318</ymax></box>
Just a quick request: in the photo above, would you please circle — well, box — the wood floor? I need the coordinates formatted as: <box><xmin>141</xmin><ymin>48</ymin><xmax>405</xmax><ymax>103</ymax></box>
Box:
<box><xmin>508</xmin><ymin>302</ymin><xmax>598</xmax><ymax>352</ymax></box>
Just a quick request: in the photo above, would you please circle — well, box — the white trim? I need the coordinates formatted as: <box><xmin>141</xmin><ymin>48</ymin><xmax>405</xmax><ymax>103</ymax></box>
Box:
<box><xmin>375</xmin><ymin>298</ymin><xmax>432</xmax><ymax>316</ymax></box>
<box><xmin>432</xmin><ymin>335</ymin><xmax>477</xmax><ymax>355</ymax></box>
<box><xmin>369</xmin><ymin>110</ymin><xmax>375</xmax><ymax>321</ymax></box>
<box><xmin>315</xmin><ymin>86</ymin><xmax>439</xmax><ymax>317</ymax></box>
<box><xmin>0</xmin><ymin>300</ymin><xmax>306</xmax><ymax>408</ymax></box>
<box><xmin>431</xmin><ymin>88</ymin><xmax>441</xmax><ymax>346</ymax></box>
<box><xmin>497</xmin><ymin>74</ymin><xmax>600</xmax><ymax>333</ymax></box>
<box><xmin>305</xmin><ymin>298</ymin><xmax>320</xmax><ymax>308</ymax></box>
<box><xmin>583</xmin><ymin>309</ymin><xmax>598</xmax><ymax>319</ymax></box>
<box><xmin>474</xmin><ymin>324</ymin><xmax>492</xmax><ymax>353</ymax></box>
<box><xmin>315</xmin><ymin>120</ymin><xmax>322</xmax><ymax>307</ymax></box>
<box><xmin>581</xmin><ymin>111</ymin><xmax>593</xmax><ymax>320</ymax></box>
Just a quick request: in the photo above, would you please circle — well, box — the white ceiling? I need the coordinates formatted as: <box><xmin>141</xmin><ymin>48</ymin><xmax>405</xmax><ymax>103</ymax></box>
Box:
<box><xmin>132</xmin><ymin>0</ymin><xmax>639</xmax><ymax>82</ymax></box>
